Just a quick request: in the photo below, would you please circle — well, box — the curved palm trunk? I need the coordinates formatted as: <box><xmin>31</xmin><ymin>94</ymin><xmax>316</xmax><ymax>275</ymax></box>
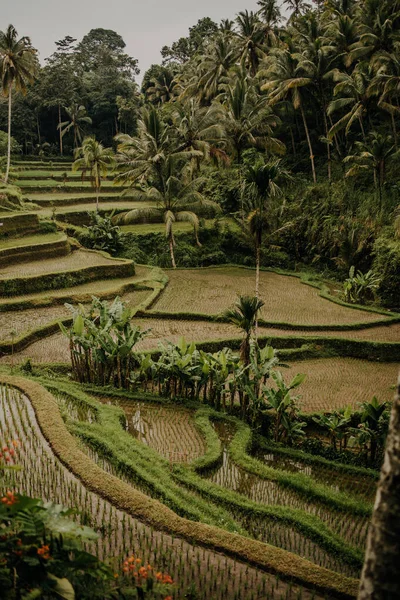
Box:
<box><xmin>299</xmin><ymin>98</ymin><xmax>317</xmax><ymax>184</ymax></box>
<box><xmin>358</xmin><ymin>375</ymin><xmax>400</xmax><ymax>599</ymax></box>
<box><xmin>169</xmin><ymin>232</ymin><xmax>177</xmax><ymax>268</ymax></box>
<box><xmin>5</xmin><ymin>89</ymin><xmax>12</xmax><ymax>184</ymax></box>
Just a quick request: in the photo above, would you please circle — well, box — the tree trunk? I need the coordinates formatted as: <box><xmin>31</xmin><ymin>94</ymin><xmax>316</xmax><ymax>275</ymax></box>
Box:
<box><xmin>323</xmin><ymin>104</ymin><xmax>331</xmax><ymax>183</ymax></box>
<box><xmin>299</xmin><ymin>99</ymin><xmax>317</xmax><ymax>184</ymax></box>
<box><xmin>391</xmin><ymin>109</ymin><xmax>398</xmax><ymax>149</ymax></box>
<box><xmin>5</xmin><ymin>89</ymin><xmax>12</xmax><ymax>184</ymax></box>
<box><xmin>255</xmin><ymin>244</ymin><xmax>260</xmax><ymax>299</ymax></box>
<box><xmin>358</xmin><ymin>374</ymin><xmax>400</xmax><ymax>600</ymax></box>
<box><xmin>58</xmin><ymin>105</ymin><xmax>63</xmax><ymax>156</ymax></box>
<box><xmin>36</xmin><ymin>112</ymin><xmax>41</xmax><ymax>146</ymax></box>
<box><xmin>255</xmin><ymin>244</ymin><xmax>260</xmax><ymax>335</ymax></box>
<box><xmin>169</xmin><ymin>234</ymin><xmax>176</xmax><ymax>268</ymax></box>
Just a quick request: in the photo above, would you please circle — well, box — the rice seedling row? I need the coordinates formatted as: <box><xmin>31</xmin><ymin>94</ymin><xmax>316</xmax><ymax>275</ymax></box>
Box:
<box><xmin>253</xmin><ymin>448</ymin><xmax>377</xmax><ymax>502</ymax></box>
<box><xmin>0</xmin><ymin>384</ymin><xmax>328</xmax><ymax>600</ymax></box>
<box><xmin>97</xmin><ymin>397</ymin><xmax>207</xmax><ymax>462</ymax></box>
<box><xmin>208</xmin><ymin>422</ymin><xmax>370</xmax><ymax>551</ymax></box>
<box><xmin>55</xmin><ymin>389</ymin><xmax>366</xmax><ymax>575</ymax></box>
<box><xmin>152</xmin><ymin>268</ymin><xmax>384</xmax><ymax>325</ymax></box>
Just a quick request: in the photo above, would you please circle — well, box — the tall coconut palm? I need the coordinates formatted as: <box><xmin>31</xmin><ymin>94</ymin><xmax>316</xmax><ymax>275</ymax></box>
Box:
<box><xmin>115</xmin><ymin>106</ymin><xmax>171</xmax><ymax>185</ymax></box>
<box><xmin>235</xmin><ymin>11</ymin><xmax>266</xmax><ymax>76</ymax></box>
<box><xmin>283</xmin><ymin>0</ymin><xmax>311</xmax><ymax>19</ymax></box>
<box><xmin>219</xmin><ymin>71</ymin><xmax>284</xmax><ymax>164</ymax></box>
<box><xmin>146</xmin><ymin>69</ymin><xmax>178</xmax><ymax>105</ymax></box>
<box><xmin>72</xmin><ymin>137</ymin><xmax>115</xmax><ymax>212</ymax></box>
<box><xmin>261</xmin><ymin>49</ymin><xmax>317</xmax><ymax>183</ymax></box>
<box><xmin>343</xmin><ymin>132</ymin><xmax>399</xmax><ymax>212</ymax></box>
<box><xmin>369</xmin><ymin>51</ymin><xmax>400</xmax><ymax>146</ymax></box>
<box><xmin>171</xmin><ymin>99</ymin><xmax>227</xmax><ymax>168</ymax></box>
<box><xmin>113</xmin><ymin>157</ymin><xmax>220</xmax><ymax>268</ymax></box>
<box><xmin>115</xmin><ymin>106</ymin><xmax>220</xmax><ymax>267</ymax></box>
<box><xmin>239</xmin><ymin>159</ymin><xmax>291</xmax><ymax>298</ymax></box>
<box><xmin>59</xmin><ymin>104</ymin><xmax>92</xmax><ymax>149</ymax></box>
<box><xmin>223</xmin><ymin>295</ymin><xmax>265</xmax><ymax>365</ymax></box>
<box><xmin>327</xmin><ymin>63</ymin><xmax>372</xmax><ymax>141</ymax></box>
<box><xmin>184</xmin><ymin>33</ymin><xmax>239</xmax><ymax>103</ymax></box>
<box><xmin>0</xmin><ymin>25</ymin><xmax>37</xmax><ymax>183</ymax></box>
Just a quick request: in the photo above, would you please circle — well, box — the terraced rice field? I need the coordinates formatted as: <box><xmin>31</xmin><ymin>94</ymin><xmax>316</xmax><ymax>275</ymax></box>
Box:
<box><xmin>253</xmin><ymin>448</ymin><xmax>377</xmax><ymax>502</ymax></box>
<box><xmin>281</xmin><ymin>358</ymin><xmax>398</xmax><ymax>412</ymax></box>
<box><xmin>98</xmin><ymin>397</ymin><xmax>207</xmax><ymax>462</ymax></box>
<box><xmin>0</xmin><ymin>290</ymin><xmax>151</xmax><ymax>341</ymax></box>
<box><xmin>1</xmin><ymin>384</ymin><xmax>305</xmax><ymax>600</ymax></box>
<box><xmin>207</xmin><ymin>423</ymin><xmax>369</xmax><ymax>556</ymax></box>
<box><xmin>0</xmin><ymin>265</ymin><xmax>152</xmax><ymax>308</ymax></box>
<box><xmin>0</xmin><ymin>232</ymin><xmax>63</xmax><ymax>249</ymax></box>
<box><xmin>153</xmin><ymin>267</ymin><xmax>388</xmax><ymax>325</ymax></box>
<box><xmin>0</xmin><ymin>248</ymin><xmax>127</xmax><ymax>279</ymax></box>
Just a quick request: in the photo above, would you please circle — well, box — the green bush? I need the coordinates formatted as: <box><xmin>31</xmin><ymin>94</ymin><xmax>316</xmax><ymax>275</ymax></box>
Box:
<box><xmin>373</xmin><ymin>235</ymin><xmax>400</xmax><ymax>309</ymax></box>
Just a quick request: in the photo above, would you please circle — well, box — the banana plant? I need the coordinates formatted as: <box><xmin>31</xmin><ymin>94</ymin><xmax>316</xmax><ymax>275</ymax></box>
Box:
<box><xmin>262</xmin><ymin>371</ymin><xmax>306</xmax><ymax>443</ymax></box>
<box><xmin>313</xmin><ymin>406</ymin><xmax>353</xmax><ymax>451</ymax></box>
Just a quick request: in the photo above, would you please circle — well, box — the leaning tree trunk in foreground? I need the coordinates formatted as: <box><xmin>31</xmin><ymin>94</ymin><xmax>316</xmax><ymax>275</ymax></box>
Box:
<box><xmin>358</xmin><ymin>374</ymin><xmax>400</xmax><ymax>600</ymax></box>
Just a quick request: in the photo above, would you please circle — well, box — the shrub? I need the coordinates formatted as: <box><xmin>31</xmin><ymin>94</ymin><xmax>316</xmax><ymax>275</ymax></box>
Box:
<box><xmin>343</xmin><ymin>266</ymin><xmax>381</xmax><ymax>304</ymax></box>
<box><xmin>373</xmin><ymin>235</ymin><xmax>400</xmax><ymax>309</ymax></box>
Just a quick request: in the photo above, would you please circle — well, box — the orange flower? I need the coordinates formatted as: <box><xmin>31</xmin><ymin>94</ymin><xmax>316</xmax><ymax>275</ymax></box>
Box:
<box><xmin>164</xmin><ymin>596</ymin><xmax>173</xmax><ymax>600</ymax></box>
<box><xmin>37</xmin><ymin>545</ymin><xmax>51</xmax><ymax>560</ymax></box>
<box><xmin>1</xmin><ymin>491</ymin><xmax>18</xmax><ymax>506</ymax></box>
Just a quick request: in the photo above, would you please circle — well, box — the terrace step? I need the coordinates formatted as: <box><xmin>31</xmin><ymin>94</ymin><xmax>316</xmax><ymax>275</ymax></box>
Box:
<box><xmin>0</xmin><ymin>232</ymin><xmax>71</xmax><ymax>266</ymax></box>
<box><xmin>16</xmin><ymin>172</ymin><xmax>114</xmax><ymax>182</ymax></box>
<box><xmin>0</xmin><ymin>265</ymin><xmax>153</xmax><ymax>309</ymax></box>
<box><xmin>18</xmin><ymin>182</ymin><xmax>127</xmax><ymax>193</ymax></box>
<box><xmin>24</xmin><ymin>192</ymin><xmax>122</xmax><ymax>206</ymax></box>
<box><xmin>0</xmin><ymin>248</ymin><xmax>134</xmax><ymax>297</ymax></box>
<box><xmin>0</xmin><ymin>212</ymin><xmax>40</xmax><ymax>237</ymax></box>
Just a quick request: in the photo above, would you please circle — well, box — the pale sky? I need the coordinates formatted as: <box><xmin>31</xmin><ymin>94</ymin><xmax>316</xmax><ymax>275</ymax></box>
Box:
<box><xmin>2</xmin><ymin>0</ymin><xmax>288</xmax><ymax>82</ymax></box>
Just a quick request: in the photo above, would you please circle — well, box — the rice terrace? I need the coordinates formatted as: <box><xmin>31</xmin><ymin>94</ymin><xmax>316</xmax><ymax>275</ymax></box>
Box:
<box><xmin>1</xmin><ymin>1</ymin><xmax>400</xmax><ymax>598</ymax></box>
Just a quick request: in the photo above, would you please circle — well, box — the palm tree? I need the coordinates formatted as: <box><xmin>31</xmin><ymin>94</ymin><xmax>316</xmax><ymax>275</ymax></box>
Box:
<box><xmin>283</xmin><ymin>0</ymin><xmax>311</xmax><ymax>19</ymax></box>
<box><xmin>115</xmin><ymin>106</ymin><xmax>220</xmax><ymax>267</ymax></box>
<box><xmin>115</xmin><ymin>106</ymin><xmax>171</xmax><ymax>185</ymax></box>
<box><xmin>184</xmin><ymin>33</ymin><xmax>238</xmax><ymax>103</ymax></box>
<box><xmin>171</xmin><ymin>99</ymin><xmax>227</xmax><ymax>168</ymax></box>
<box><xmin>235</xmin><ymin>11</ymin><xmax>266</xmax><ymax>76</ymax></box>
<box><xmin>261</xmin><ymin>49</ymin><xmax>317</xmax><ymax>183</ymax></box>
<box><xmin>239</xmin><ymin>159</ymin><xmax>290</xmax><ymax>297</ymax></box>
<box><xmin>327</xmin><ymin>63</ymin><xmax>372</xmax><ymax>142</ymax></box>
<box><xmin>219</xmin><ymin>70</ymin><xmax>284</xmax><ymax>164</ymax></box>
<box><xmin>0</xmin><ymin>24</ymin><xmax>37</xmax><ymax>183</ymax></box>
<box><xmin>59</xmin><ymin>103</ymin><xmax>92</xmax><ymax>149</ymax></box>
<box><xmin>113</xmin><ymin>157</ymin><xmax>220</xmax><ymax>268</ymax></box>
<box><xmin>369</xmin><ymin>51</ymin><xmax>400</xmax><ymax>146</ymax></box>
<box><xmin>146</xmin><ymin>69</ymin><xmax>178</xmax><ymax>105</ymax></box>
<box><xmin>72</xmin><ymin>137</ymin><xmax>115</xmax><ymax>212</ymax></box>
<box><xmin>343</xmin><ymin>132</ymin><xmax>399</xmax><ymax>212</ymax></box>
<box><xmin>223</xmin><ymin>295</ymin><xmax>265</xmax><ymax>365</ymax></box>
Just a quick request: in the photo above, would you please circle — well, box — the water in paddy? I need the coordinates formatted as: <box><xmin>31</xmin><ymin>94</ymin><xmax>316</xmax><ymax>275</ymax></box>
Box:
<box><xmin>0</xmin><ymin>384</ymin><xmax>324</xmax><ymax>600</ymax></box>
<box><xmin>253</xmin><ymin>446</ymin><xmax>377</xmax><ymax>503</ymax></box>
<box><xmin>205</xmin><ymin>421</ymin><xmax>368</xmax><ymax>578</ymax></box>
<box><xmin>96</xmin><ymin>396</ymin><xmax>206</xmax><ymax>463</ymax></box>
